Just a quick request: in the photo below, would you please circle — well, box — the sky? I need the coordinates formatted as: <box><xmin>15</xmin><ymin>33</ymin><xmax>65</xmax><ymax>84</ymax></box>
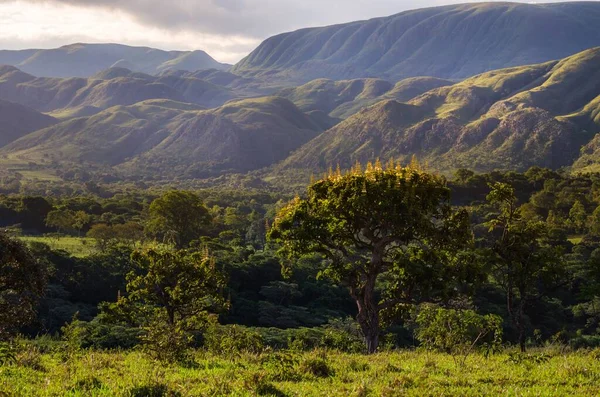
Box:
<box><xmin>0</xmin><ymin>0</ymin><xmax>584</xmax><ymax>64</ymax></box>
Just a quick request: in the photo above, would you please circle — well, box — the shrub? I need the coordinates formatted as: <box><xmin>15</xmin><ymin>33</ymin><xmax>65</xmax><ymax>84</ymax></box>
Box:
<box><xmin>260</xmin><ymin>351</ymin><xmax>301</xmax><ymax>381</ymax></box>
<box><xmin>320</xmin><ymin>318</ymin><xmax>364</xmax><ymax>353</ymax></box>
<box><xmin>0</xmin><ymin>342</ymin><xmax>15</xmax><ymax>365</ymax></box>
<box><xmin>413</xmin><ymin>304</ymin><xmax>503</xmax><ymax>365</ymax></box>
<box><xmin>300</xmin><ymin>351</ymin><xmax>333</xmax><ymax>378</ymax></box>
<box><xmin>140</xmin><ymin>318</ymin><xmax>192</xmax><ymax>363</ymax></box>
<box><xmin>243</xmin><ymin>372</ymin><xmax>287</xmax><ymax>396</ymax></box>
<box><xmin>204</xmin><ymin>324</ymin><xmax>265</xmax><ymax>355</ymax></box>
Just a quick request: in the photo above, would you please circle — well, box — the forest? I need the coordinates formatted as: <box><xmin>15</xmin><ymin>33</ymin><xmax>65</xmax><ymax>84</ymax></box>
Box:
<box><xmin>3</xmin><ymin>163</ymin><xmax>600</xmax><ymax>395</ymax></box>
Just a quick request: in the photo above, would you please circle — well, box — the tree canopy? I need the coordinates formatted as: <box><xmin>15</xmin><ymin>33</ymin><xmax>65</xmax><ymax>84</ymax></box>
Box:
<box><xmin>269</xmin><ymin>162</ymin><xmax>473</xmax><ymax>353</ymax></box>
<box><xmin>145</xmin><ymin>191</ymin><xmax>212</xmax><ymax>248</ymax></box>
<box><xmin>0</xmin><ymin>232</ymin><xmax>47</xmax><ymax>340</ymax></box>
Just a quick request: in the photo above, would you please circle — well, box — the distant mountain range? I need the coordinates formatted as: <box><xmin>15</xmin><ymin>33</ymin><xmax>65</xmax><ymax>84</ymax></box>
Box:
<box><xmin>0</xmin><ymin>43</ymin><xmax>230</xmax><ymax>78</ymax></box>
<box><xmin>233</xmin><ymin>2</ymin><xmax>600</xmax><ymax>84</ymax></box>
<box><xmin>1</xmin><ymin>2</ymin><xmax>600</xmax><ymax>183</ymax></box>
<box><xmin>0</xmin><ymin>65</ymin><xmax>262</xmax><ymax>121</ymax></box>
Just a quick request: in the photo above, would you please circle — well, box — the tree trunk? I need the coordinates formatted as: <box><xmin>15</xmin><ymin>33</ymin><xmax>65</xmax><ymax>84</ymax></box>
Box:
<box><xmin>517</xmin><ymin>299</ymin><xmax>527</xmax><ymax>352</ymax></box>
<box><xmin>353</xmin><ymin>273</ymin><xmax>380</xmax><ymax>354</ymax></box>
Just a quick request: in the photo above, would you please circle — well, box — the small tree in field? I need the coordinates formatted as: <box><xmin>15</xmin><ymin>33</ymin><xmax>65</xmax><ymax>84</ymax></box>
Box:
<box><xmin>109</xmin><ymin>249</ymin><xmax>227</xmax><ymax>361</ymax></box>
<box><xmin>0</xmin><ymin>232</ymin><xmax>47</xmax><ymax>340</ymax></box>
<box><xmin>268</xmin><ymin>161</ymin><xmax>473</xmax><ymax>353</ymax></box>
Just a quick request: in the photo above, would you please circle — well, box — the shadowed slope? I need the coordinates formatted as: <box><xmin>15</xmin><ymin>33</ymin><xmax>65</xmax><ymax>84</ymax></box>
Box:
<box><xmin>0</xmin><ymin>100</ymin><xmax>57</xmax><ymax>147</ymax></box>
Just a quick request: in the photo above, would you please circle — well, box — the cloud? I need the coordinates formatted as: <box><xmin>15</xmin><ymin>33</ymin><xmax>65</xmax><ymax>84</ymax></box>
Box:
<box><xmin>0</xmin><ymin>0</ymin><xmax>521</xmax><ymax>38</ymax></box>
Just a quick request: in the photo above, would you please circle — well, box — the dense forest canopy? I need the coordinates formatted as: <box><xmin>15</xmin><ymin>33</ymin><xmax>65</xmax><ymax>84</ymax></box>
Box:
<box><xmin>2</xmin><ymin>165</ymin><xmax>600</xmax><ymax>357</ymax></box>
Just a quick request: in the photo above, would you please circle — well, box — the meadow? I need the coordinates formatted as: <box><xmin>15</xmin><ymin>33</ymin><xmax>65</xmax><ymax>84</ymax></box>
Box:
<box><xmin>1</xmin><ymin>346</ymin><xmax>600</xmax><ymax>396</ymax></box>
<box><xmin>19</xmin><ymin>236</ymin><xmax>96</xmax><ymax>257</ymax></box>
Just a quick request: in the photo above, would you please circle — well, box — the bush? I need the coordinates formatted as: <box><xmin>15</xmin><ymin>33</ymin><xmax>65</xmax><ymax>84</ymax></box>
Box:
<box><xmin>260</xmin><ymin>351</ymin><xmax>301</xmax><ymax>382</ymax></box>
<box><xmin>319</xmin><ymin>318</ymin><xmax>364</xmax><ymax>353</ymax></box>
<box><xmin>299</xmin><ymin>351</ymin><xmax>333</xmax><ymax>378</ymax></box>
<box><xmin>413</xmin><ymin>304</ymin><xmax>503</xmax><ymax>364</ymax></box>
<box><xmin>204</xmin><ymin>324</ymin><xmax>265</xmax><ymax>355</ymax></box>
<box><xmin>140</xmin><ymin>319</ymin><xmax>193</xmax><ymax>363</ymax></box>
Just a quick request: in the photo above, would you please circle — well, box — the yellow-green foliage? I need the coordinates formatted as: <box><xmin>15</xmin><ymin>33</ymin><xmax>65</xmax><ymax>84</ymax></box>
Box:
<box><xmin>1</xmin><ymin>348</ymin><xmax>600</xmax><ymax>396</ymax></box>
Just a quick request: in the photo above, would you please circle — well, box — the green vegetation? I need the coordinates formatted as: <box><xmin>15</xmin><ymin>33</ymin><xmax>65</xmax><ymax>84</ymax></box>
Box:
<box><xmin>2</xmin><ymin>347</ymin><xmax>600</xmax><ymax>396</ymax></box>
<box><xmin>5</xmin><ymin>163</ymin><xmax>600</xmax><ymax>393</ymax></box>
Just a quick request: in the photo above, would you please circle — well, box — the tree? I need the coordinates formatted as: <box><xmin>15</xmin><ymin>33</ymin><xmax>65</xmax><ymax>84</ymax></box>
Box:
<box><xmin>0</xmin><ymin>232</ymin><xmax>47</xmax><ymax>340</ymax></box>
<box><xmin>145</xmin><ymin>191</ymin><xmax>211</xmax><ymax>248</ymax></box>
<box><xmin>72</xmin><ymin>211</ymin><xmax>92</xmax><ymax>236</ymax></box>
<box><xmin>486</xmin><ymin>182</ymin><xmax>568</xmax><ymax>352</ymax></box>
<box><xmin>454</xmin><ymin>169</ymin><xmax>475</xmax><ymax>184</ymax></box>
<box><xmin>87</xmin><ymin>223</ymin><xmax>114</xmax><ymax>252</ymax></box>
<box><xmin>109</xmin><ymin>249</ymin><xmax>227</xmax><ymax>361</ymax></box>
<box><xmin>588</xmin><ymin>205</ymin><xmax>600</xmax><ymax>236</ymax></box>
<box><xmin>568</xmin><ymin>200</ymin><xmax>587</xmax><ymax>234</ymax></box>
<box><xmin>45</xmin><ymin>209</ymin><xmax>76</xmax><ymax>235</ymax></box>
<box><xmin>268</xmin><ymin>162</ymin><xmax>473</xmax><ymax>353</ymax></box>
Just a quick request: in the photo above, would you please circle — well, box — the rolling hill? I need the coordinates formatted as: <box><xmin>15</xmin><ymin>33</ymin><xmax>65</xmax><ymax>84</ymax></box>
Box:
<box><xmin>0</xmin><ymin>66</ymin><xmax>241</xmax><ymax>117</ymax></box>
<box><xmin>233</xmin><ymin>2</ymin><xmax>600</xmax><ymax>84</ymax></box>
<box><xmin>279</xmin><ymin>47</ymin><xmax>600</xmax><ymax>174</ymax></box>
<box><xmin>2</xmin><ymin>97</ymin><xmax>324</xmax><ymax>177</ymax></box>
<box><xmin>0</xmin><ymin>43</ymin><xmax>230</xmax><ymax>78</ymax></box>
<box><xmin>278</xmin><ymin>77</ymin><xmax>452</xmax><ymax>119</ymax></box>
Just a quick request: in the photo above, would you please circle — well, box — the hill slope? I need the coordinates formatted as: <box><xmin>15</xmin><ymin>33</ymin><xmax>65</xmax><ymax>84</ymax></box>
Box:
<box><xmin>278</xmin><ymin>77</ymin><xmax>452</xmax><ymax>119</ymax></box>
<box><xmin>233</xmin><ymin>2</ymin><xmax>600</xmax><ymax>84</ymax></box>
<box><xmin>0</xmin><ymin>100</ymin><xmax>57</xmax><ymax>147</ymax></box>
<box><xmin>280</xmin><ymin>47</ymin><xmax>600</xmax><ymax>174</ymax></box>
<box><xmin>3</xmin><ymin>97</ymin><xmax>324</xmax><ymax>176</ymax></box>
<box><xmin>0</xmin><ymin>43</ymin><xmax>230</xmax><ymax>78</ymax></box>
<box><xmin>0</xmin><ymin>66</ymin><xmax>239</xmax><ymax>117</ymax></box>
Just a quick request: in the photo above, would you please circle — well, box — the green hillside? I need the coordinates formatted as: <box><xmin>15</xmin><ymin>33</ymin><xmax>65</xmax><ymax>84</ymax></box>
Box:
<box><xmin>233</xmin><ymin>2</ymin><xmax>600</xmax><ymax>84</ymax></box>
<box><xmin>2</xmin><ymin>97</ymin><xmax>323</xmax><ymax>176</ymax></box>
<box><xmin>279</xmin><ymin>47</ymin><xmax>600</xmax><ymax>174</ymax></box>
<box><xmin>279</xmin><ymin>77</ymin><xmax>452</xmax><ymax>119</ymax></box>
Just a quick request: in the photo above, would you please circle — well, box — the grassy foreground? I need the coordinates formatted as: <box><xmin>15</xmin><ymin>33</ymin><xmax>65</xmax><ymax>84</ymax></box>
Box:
<box><xmin>1</xmin><ymin>348</ymin><xmax>600</xmax><ymax>396</ymax></box>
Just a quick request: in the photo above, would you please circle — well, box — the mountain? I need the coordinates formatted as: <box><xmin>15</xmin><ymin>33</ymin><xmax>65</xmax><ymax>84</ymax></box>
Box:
<box><xmin>278</xmin><ymin>77</ymin><xmax>452</xmax><ymax>119</ymax></box>
<box><xmin>0</xmin><ymin>43</ymin><xmax>230</xmax><ymax>78</ymax></box>
<box><xmin>0</xmin><ymin>65</ymin><xmax>239</xmax><ymax>117</ymax></box>
<box><xmin>279</xmin><ymin>47</ymin><xmax>600</xmax><ymax>174</ymax></box>
<box><xmin>0</xmin><ymin>100</ymin><xmax>57</xmax><ymax>147</ymax></box>
<box><xmin>2</xmin><ymin>97</ymin><xmax>324</xmax><ymax>177</ymax></box>
<box><xmin>233</xmin><ymin>2</ymin><xmax>600</xmax><ymax>84</ymax></box>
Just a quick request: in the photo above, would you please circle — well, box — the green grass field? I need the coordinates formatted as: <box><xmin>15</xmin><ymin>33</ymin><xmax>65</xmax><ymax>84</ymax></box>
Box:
<box><xmin>1</xmin><ymin>347</ymin><xmax>600</xmax><ymax>396</ymax></box>
<box><xmin>19</xmin><ymin>236</ymin><xmax>96</xmax><ymax>257</ymax></box>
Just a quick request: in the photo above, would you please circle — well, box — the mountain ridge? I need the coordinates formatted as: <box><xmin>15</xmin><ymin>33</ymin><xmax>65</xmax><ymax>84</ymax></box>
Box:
<box><xmin>0</xmin><ymin>43</ymin><xmax>231</xmax><ymax>78</ymax></box>
<box><xmin>233</xmin><ymin>2</ymin><xmax>600</xmax><ymax>84</ymax></box>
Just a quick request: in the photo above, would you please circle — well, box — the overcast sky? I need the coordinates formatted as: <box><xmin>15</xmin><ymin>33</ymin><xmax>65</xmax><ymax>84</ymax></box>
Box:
<box><xmin>0</xmin><ymin>0</ymin><xmax>583</xmax><ymax>63</ymax></box>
